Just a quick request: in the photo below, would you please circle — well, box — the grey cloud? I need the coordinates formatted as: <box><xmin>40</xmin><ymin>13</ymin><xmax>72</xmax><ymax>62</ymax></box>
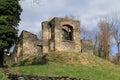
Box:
<box><xmin>18</xmin><ymin>0</ymin><xmax>120</xmax><ymax>35</ymax></box>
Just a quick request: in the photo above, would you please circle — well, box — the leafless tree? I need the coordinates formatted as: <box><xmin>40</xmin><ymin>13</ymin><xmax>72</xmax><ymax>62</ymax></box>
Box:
<box><xmin>80</xmin><ymin>25</ymin><xmax>92</xmax><ymax>40</ymax></box>
<box><xmin>93</xmin><ymin>32</ymin><xmax>100</xmax><ymax>56</ymax></box>
<box><xmin>97</xmin><ymin>20</ymin><xmax>111</xmax><ymax>60</ymax></box>
<box><xmin>109</xmin><ymin>15</ymin><xmax>120</xmax><ymax>63</ymax></box>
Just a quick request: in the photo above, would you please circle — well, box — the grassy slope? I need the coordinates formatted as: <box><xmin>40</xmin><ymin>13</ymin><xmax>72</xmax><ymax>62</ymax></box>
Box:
<box><xmin>0</xmin><ymin>69</ymin><xmax>7</xmax><ymax>80</ymax></box>
<box><xmin>11</xmin><ymin>52</ymin><xmax>120</xmax><ymax>80</ymax></box>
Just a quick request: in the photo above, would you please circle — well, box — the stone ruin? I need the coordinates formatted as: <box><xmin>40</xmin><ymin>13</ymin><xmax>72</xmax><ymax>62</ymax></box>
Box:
<box><xmin>12</xmin><ymin>17</ymin><xmax>93</xmax><ymax>62</ymax></box>
<box><xmin>7</xmin><ymin>73</ymin><xmax>89</xmax><ymax>80</ymax></box>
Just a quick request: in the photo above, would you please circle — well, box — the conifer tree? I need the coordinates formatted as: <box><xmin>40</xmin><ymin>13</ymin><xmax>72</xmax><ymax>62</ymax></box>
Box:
<box><xmin>0</xmin><ymin>0</ymin><xmax>22</xmax><ymax>67</ymax></box>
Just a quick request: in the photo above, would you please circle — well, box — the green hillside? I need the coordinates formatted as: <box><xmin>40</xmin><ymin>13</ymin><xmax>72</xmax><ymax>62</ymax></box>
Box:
<box><xmin>9</xmin><ymin>52</ymin><xmax>120</xmax><ymax>80</ymax></box>
<box><xmin>0</xmin><ymin>69</ymin><xmax>7</xmax><ymax>80</ymax></box>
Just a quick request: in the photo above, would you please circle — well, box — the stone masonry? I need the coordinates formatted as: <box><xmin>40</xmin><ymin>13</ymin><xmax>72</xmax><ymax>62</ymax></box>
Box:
<box><xmin>13</xmin><ymin>30</ymin><xmax>43</xmax><ymax>62</ymax></box>
<box><xmin>81</xmin><ymin>40</ymin><xmax>93</xmax><ymax>53</ymax></box>
<box><xmin>7</xmin><ymin>73</ymin><xmax>89</xmax><ymax>80</ymax></box>
<box><xmin>13</xmin><ymin>17</ymin><xmax>93</xmax><ymax>61</ymax></box>
<box><xmin>42</xmin><ymin>17</ymin><xmax>81</xmax><ymax>53</ymax></box>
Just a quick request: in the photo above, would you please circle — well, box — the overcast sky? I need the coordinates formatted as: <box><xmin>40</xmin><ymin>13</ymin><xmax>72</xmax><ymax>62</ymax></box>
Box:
<box><xmin>19</xmin><ymin>0</ymin><xmax>120</xmax><ymax>36</ymax></box>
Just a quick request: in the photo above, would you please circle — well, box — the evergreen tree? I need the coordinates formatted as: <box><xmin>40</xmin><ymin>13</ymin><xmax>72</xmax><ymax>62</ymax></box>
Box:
<box><xmin>0</xmin><ymin>0</ymin><xmax>22</xmax><ymax>67</ymax></box>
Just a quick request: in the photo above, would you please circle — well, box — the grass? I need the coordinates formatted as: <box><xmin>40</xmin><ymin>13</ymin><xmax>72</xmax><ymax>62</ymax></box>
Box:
<box><xmin>0</xmin><ymin>69</ymin><xmax>7</xmax><ymax>80</ymax></box>
<box><xmin>10</xmin><ymin>52</ymin><xmax>120</xmax><ymax>80</ymax></box>
<box><xmin>12</xmin><ymin>64</ymin><xmax>120</xmax><ymax>80</ymax></box>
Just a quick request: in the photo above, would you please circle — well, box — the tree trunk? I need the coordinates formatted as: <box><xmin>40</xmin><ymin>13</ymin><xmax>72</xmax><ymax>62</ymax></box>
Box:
<box><xmin>117</xmin><ymin>43</ymin><xmax>120</xmax><ymax>63</ymax></box>
<box><xmin>93</xmin><ymin>36</ymin><xmax>97</xmax><ymax>56</ymax></box>
<box><xmin>118</xmin><ymin>43</ymin><xmax>120</xmax><ymax>55</ymax></box>
<box><xmin>0</xmin><ymin>49</ymin><xmax>4</xmax><ymax>68</ymax></box>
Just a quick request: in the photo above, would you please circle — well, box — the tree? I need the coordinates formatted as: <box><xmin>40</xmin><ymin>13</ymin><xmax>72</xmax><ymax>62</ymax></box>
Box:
<box><xmin>80</xmin><ymin>25</ymin><xmax>92</xmax><ymax>40</ymax></box>
<box><xmin>0</xmin><ymin>0</ymin><xmax>22</xmax><ymax>67</ymax></box>
<box><xmin>110</xmin><ymin>15</ymin><xmax>120</xmax><ymax>62</ymax></box>
<box><xmin>98</xmin><ymin>20</ymin><xmax>111</xmax><ymax>60</ymax></box>
<box><xmin>93</xmin><ymin>32</ymin><xmax>99</xmax><ymax>56</ymax></box>
<box><xmin>97</xmin><ymin>20</ymin><xmax>111</xmax><ymax>60</ymax></box>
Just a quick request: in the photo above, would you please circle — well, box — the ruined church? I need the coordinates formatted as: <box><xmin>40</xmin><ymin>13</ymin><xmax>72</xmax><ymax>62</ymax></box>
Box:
<box><xmin>13</xmin><ymin>17</ymin><xmax>93</xmax><ymax>61</ymax></box>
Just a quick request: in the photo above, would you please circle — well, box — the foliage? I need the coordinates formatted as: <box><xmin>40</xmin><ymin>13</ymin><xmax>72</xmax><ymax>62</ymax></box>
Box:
<box><xmin>0</xmin><ymin>69</ymin><xmax>7</xmax><ymax>80</ymax></box>
<box><xmin>0</xmin><ymin>0</ymin><xmax>22</xmax><ymax>49</ymax></box>
<box><xmin>0</xmin><ymin>0</ymin><xmax>22</xmax><ymax>67</ymax></box>
<box><xmin>11</xmin><ymin>54</ymin><xmax>48</xmax><ymax>66</ymax></box>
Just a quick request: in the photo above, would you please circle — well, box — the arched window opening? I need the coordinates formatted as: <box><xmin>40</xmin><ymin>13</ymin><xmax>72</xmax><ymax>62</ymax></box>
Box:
<box><xmin>62</xmin><ymin>25</ymin><xmax>73</xmax><ymax>41</ymax></box>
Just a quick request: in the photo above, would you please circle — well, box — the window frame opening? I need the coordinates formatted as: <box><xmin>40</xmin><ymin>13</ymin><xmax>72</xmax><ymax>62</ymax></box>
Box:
<box><xmin>37</xmin><ymin>45</ymin><xmax>43</xmax><ymax>53</ymax></box>
<box><xmin>62</xmin><ymin>25</ymin><xmax>73</xmax><ymax>41</ymax></box>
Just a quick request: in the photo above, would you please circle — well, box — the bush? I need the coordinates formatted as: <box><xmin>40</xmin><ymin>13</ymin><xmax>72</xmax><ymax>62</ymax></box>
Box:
<box><xmin>11</xmin><ymin>54</ymin><xmax>48</xmax><ymax>66</ymax></box>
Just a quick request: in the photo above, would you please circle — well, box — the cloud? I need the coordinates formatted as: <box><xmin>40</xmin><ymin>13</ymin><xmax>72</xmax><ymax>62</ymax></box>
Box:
<box><xmin>18</xmin><ymin>0</ymin><xmax>120</xmax><ymax>35</ymax></box>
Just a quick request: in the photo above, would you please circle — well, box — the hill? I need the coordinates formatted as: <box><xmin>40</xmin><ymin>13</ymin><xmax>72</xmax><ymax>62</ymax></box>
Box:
<box><xmin>0</xmin><ymin>69</ymin><xmax>7</xmax><ymax>80</ymax></box>
<box><xmin>7</xmin><ymin>52</ymin><xmax>120</xmax><ymax>80</ymax></box>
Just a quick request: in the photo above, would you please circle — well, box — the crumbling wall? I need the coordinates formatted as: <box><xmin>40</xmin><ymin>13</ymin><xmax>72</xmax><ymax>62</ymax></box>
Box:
<box><xmin>42</xmin><ymin>21</ymin><xmax>54</xmax><ymax>53</ymax></box>
<box><xmin>81</xmin><ymin>40</ymin><xmax>93</xmax><ymax>53</ymax></box>
<box><xmin>13</xmin><ymin>30</ymin><xmax>43</xmax><ymax>61</ymax></box>
<box><xmin>42</xmin><ymin>17</ymin><xmax>81</xmax><ymax>52</ymax></box>
<box><xmin>22</xmin><ymin>31</ymin><xmax>40</xmax><ymax>56</ymax></box>
<box><xmin>12</xmin><ymin>32</ymin><xmax>23</xmax><ymax>62</ymax></box>
<box><xmin>7</xmin><ymin>73</ymin><xmax>89</xmax><ymax>80</ymax></box>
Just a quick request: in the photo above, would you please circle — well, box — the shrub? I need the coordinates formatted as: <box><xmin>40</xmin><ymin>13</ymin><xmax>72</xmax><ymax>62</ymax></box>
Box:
<box><xmin>11</xmin><ymin>54</ymin><xmax>48</xmax><ymax>66</ymax></box>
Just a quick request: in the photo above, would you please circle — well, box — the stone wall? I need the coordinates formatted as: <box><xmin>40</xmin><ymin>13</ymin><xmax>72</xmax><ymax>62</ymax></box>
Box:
<box><xmin>42</xmin><ymin>21</ymin><xmax>50</xmax><ymax>53</ymax></box>
<box><xmin>42</xmin><ymin>17</ymin><xmax>81</xmax><ymax>52</ymax></box>
<box><xmin>7</xmin><ymin>73</ymin><xmax>89</xmax><ymax>80</ymax></box>
<box><xmin>22</xmin><ymin>30</ymin><xmax>42</xmax><ymax>57</ymax></box>
<box><xmin>13</xmin><ymin>30</ymin><xmax>43</xmax><ymax>62</ymax></box>
<box><xmin>55</xmin><ymin>17</ymin><xmax>81</xmax><ymax>52</ymax></box>
<box><xmin>81</xmin><ymin>40</ymin><xmax>93</xmax><ymax>53</ymax></box>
